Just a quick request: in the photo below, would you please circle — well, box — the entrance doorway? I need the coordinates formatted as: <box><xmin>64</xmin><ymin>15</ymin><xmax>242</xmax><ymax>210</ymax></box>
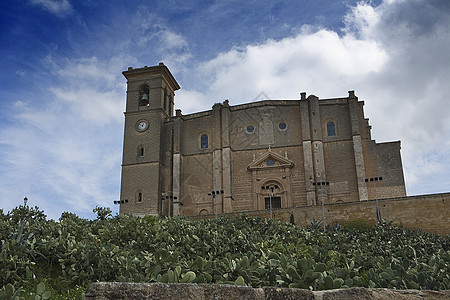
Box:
<box><xmin>265</xmin><ymin>197</ymin><xmax>281</xmax><ymax>210</ymax></box>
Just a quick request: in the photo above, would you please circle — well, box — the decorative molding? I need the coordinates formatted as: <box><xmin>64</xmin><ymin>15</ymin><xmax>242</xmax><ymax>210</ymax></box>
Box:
<box><xmin>247</xmin><ymin>149</ymin><xmax>294</xmax><ymax>171</ymax></box>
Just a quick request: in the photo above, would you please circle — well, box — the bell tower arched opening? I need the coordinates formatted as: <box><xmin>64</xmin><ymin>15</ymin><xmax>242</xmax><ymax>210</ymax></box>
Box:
<box><xmin>139</xmin><ymin>85</ymin><xmax>149</xmax><ymax>106</ymax></box>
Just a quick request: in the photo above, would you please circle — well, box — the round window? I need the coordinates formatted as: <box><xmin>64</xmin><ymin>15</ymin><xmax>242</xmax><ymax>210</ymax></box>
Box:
<box><xmin>279</xmin><ymin>122</ymin><xmax>287</xmax><ymax>130</ymax></box>
<box><xmin>246</xmin><ymin>125</ymin><xmax>255</xmax><ymax>133</ymax></box>
<box><xmin>266</xmin><ymin>159</ymin><xmax>275</xmax><ymax>166</ymax></box>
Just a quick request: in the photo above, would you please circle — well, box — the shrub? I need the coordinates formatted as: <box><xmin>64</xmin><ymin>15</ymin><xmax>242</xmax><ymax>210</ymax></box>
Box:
<box><xmin>1</xmin><ymin>205</ymin><xmax>449</xmax><ymax>296</ymax></box>
<box><xmin>342</xmin><ymin>219</ymin><xmax>374</xmax><ymax>231</ymax></box>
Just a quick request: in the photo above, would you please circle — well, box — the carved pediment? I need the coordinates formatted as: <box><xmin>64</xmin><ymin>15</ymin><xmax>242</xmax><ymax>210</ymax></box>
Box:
<box><xmin>247</xmin><ymin>149</ymin><xmax>294</xmax><ymax>171</ymax></box>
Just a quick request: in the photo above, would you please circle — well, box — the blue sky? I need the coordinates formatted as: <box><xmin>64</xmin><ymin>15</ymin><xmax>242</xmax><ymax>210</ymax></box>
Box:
<box><xmin>1</xmin><ymin>0</ymin><xmax>449</xmax><ymax>220</ymax></box>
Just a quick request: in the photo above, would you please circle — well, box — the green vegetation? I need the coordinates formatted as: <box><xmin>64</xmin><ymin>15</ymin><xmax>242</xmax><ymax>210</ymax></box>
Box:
<box><xmin>1</xmin><ymin>206</ymin><xmax>449</xmax><ymax>299</ymax></box>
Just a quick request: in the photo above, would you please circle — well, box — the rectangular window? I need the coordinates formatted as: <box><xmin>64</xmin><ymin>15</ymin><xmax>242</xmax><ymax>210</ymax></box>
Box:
<box><xmin>265</xmin><ymin>197</ymin><xmax>281</xmax><ymax>209</ymax></box>
<box><xmin>201</xmin><ymin>134</ymin><xmax>208</xmax><ymax>149</ymax></box>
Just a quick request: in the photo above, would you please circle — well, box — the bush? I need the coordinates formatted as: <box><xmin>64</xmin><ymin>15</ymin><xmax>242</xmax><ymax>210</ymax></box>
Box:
<box><xmin>1</xmin><ymin>206</ymin><xmax>449</xmax><ymax>297</ymax></box>
<box><xmin>342</xmin><ymin>219</ymin><xmax>374</xmax><ymax>231</ymax></box>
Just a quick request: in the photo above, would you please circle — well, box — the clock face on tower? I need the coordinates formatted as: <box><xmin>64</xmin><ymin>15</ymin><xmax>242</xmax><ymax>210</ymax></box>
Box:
<box><xmin>136</xmin><ymin>120</ymin><xmax>148</xmax><ymax>132</ymax></box>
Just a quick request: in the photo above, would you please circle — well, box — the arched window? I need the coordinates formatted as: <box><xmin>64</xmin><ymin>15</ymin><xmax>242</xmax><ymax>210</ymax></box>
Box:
<box><xmin>201</xmin><ymin>134</ymin><xmax>208</xmax><ymax>149</ymax></box>
<box><xmin>199</xmin><ymin>209</ymin><xmax>209</xmax><ymax>216</ymax></box>
<box><xmin>327</xmin><ymin>121</ymin><xmax>336</xmax><ymax>136</ymax></box>
<box><xmin>137</xmin><ymin>192</ymin><xmax>143</xmax><ymax>202</ymax></box>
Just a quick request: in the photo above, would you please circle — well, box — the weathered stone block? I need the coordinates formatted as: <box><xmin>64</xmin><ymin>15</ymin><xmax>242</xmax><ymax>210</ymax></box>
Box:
<box><xmin>263</xmin><ymin>287</ymin><xmax>315</xmax><ymax>300</ymax></box>
<box><xmin>84</xmin><ymin>283</ymin><xmax>450</xmax><ymax>300</ymax></box>
<box><xmin>84</xmin><ymin>282</ymin><xmax>265</xmax><ymax>300</ymax></box>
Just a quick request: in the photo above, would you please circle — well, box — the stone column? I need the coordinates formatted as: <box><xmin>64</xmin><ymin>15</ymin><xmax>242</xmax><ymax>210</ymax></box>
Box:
<box><xmin>172</xmin><ymin>153</ymin><xmax>182</xmax><ymax>216</ymax></box>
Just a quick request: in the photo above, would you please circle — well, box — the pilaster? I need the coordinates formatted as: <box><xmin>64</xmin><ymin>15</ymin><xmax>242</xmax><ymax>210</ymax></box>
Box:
<box><xmin>171</xmin><ymin>116</ymin><xmax>183</xmax><ymax>215</ymax></box>
<box><xmin>307</xmin><ymin>95</ymin><xmax>328</xmax><ymax>205</ymax></box>
<box><xmin>212</xmin><ymin>103</ymin><xmax>223</xmax><ymax>214</ymax></box>
<box><xmin>222</xmin><ymin>148</ymin><xmax>232</xmax><ymax>213</ymax></box>
<box><xmin>300</xmin><ymin>98</ymin><xmax>316</xmax><ymax>205</ymax></box>
<box><xmin>348</xmin><ymin>91</ymin><xmax>368</xmax><ymax>201</ymax></box>
<box><xmin>221</xmin><ymin>101</ymin><xmax>233</xmax><ymax>213</ymax></box>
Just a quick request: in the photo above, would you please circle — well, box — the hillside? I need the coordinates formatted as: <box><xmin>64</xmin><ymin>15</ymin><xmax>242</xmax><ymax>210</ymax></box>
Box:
<box><xmin>1</xmin><ymin>206</ymin><xmax>449</xmax><ymax>299</ymax></box>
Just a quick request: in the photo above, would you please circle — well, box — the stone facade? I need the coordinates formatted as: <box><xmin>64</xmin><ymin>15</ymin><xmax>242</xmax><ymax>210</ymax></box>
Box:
<box><xmin>119</xmin><ymin>64</ymin><xmax>406</xmax><ymax>217</ymax></box>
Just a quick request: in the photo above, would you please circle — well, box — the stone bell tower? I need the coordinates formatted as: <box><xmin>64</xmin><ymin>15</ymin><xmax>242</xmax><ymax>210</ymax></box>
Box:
<box><xmin>119</xmin><ymin>63</ymin><xmax>180</xmax><ymax>216</ymax></box>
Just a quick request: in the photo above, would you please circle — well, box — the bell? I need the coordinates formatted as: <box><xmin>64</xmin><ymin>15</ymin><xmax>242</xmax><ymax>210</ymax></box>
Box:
<box><xmin>140</xmin><ymin>93</ymin><xmax>149</xmax><ymax>102</ymax></box>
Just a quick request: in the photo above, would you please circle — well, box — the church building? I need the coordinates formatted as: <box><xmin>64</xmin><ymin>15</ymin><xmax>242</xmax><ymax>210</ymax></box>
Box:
<box><xmin>119</xmin><ymin>63</ymin><xmax>406</xmax><ymax>217</ymax></box>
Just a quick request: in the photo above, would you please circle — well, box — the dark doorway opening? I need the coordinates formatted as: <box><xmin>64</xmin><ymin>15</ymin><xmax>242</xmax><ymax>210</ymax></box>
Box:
<box><xmin>265</xmin><ymin>197</ymin><xmax>281</xmax><ymax>210</ymax></box>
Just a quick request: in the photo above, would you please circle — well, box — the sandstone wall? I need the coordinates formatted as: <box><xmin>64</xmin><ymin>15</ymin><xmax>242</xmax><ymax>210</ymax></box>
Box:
<box><xmin>193</xmin><ymin>193</ymin><xmax>450</xmax><ymax>235</ymax></box>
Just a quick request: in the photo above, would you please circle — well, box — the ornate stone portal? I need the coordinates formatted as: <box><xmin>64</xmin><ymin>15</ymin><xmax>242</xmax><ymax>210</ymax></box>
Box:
<box><xmin>248</xmin><ymin>148</ymin><xmax>294</xmax><ymax>210</ymax></box>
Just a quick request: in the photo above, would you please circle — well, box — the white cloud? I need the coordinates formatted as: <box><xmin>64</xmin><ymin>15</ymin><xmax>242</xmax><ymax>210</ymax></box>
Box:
<box><xmin>45</xmin><ymin>56</ymin><xmax>126</xmax><ymax>124</ymax></box>
<box><xmin>0</xmin><ymin>7</ymin><xmax>193</xmax><ymax>219</ymax></box>
<box><xmin>175</xmin><ymin>89</ymin><xmax>212</xmax><ymax>113</ymax></box>
<box><xmin>29</xmin><ymin>0</ymin><xmax>72</xmax><ymax>17</ymax></box>
<box><xmin>342</xmin><ymin>1</ymin><xmax>380</xmax><ymax>38</ymax></box>
<box><xmin>0</xmin><ymin>55</ymin><xmax>127</xmax><ymax>219</ymax></box>
<box><xmin>179</xmin><ymin>28</ymin><xmax>388</xmax><ymax>110</ymax></box>
<box><xmin>155</xmin><ymin>28</ymin><xmax>192</xmax><ymax>71</ymax></box>
<box><xmin>159</xmin><ymin>29</ymin><xmax>189</xmax><ymax>49</ymax></box>
<box><xmin>131</xmin><ymin>11</ymin><xmax>191</xmax><ymax>70</ymax></box>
